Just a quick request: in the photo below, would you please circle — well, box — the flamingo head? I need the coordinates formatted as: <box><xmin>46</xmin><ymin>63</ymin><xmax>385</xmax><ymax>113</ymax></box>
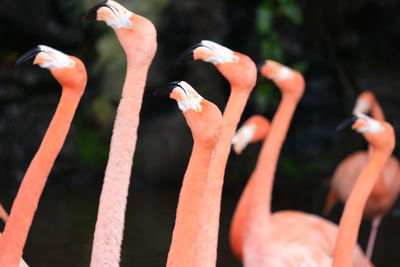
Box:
<box><xmin>260</xmin><ymin>60</ymin><xmax>304</xmax><ymax>101</ymax></box>
<box><xmin>84</xmin><ymin>0</ymin><xmax>133</xmax><ymax>29</ymax></box>
<box><xmin>83</xmin><ymin>0</ymin><xmax>156</xmax><ymax>59</ymax></box>
<box><xmin>154</xmin><ymin>81</ymin><xmax>222</xmax><ymax>145</ymax></box>
<box><xmin>341</xmin><ymin>114</ymin><xmax>395</xmax><ymax>153</ymax></box>
<box><xmin>352</xmin><ymin>90</ymin><xmax>385</xmax><ymax>121</ymax></box>
<box><xmin>154</xmin><ymin>81</ymin><xmax>203</xmax><ymax>112</ymax></box>
<box><xmin>177</xmin><ymin>40</ymin><xmax>257</xmax><ymax>91</ymax></box>
<box><xmin>232</xmin><ymin>115</ymin><xmax>270</xmax><ymax>154</ymax></box>
<box><xmin>16</xmin><ymin>45</ymin><xmax>86</xmax><ymax>91</ymax></box>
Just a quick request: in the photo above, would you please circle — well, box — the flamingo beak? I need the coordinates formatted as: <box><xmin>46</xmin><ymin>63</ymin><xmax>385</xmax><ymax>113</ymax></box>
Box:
<box><xmin>176</xmin><ymin>40</ymin><xmax>238</xmax><ymax>65</ymax></box>
<box><xmin>155</xmin><ymin>81</ymin><xmax>203</xmax><ymax>112</ymax></box>
<box><xmin>175</xmin><ymin>43</ymin><xmax>204</xmax><ymax>64</ymax></box>
<box><xmin>153</xmin><ymin>81</ymin><xmax>182</xmax><ymax>98</ymax></box>
<box><xmin>351</xmin><ymin>114</ymin><xmax>385</xmax><ymax>133</ymax></box>
<box><xmin>232</xmin><ymin>125</ymin><xmax>255</xmax><ymax>155</ymax></box>
<box><xmin>82</xmin><ymin>0</ymin><xmax>109</xmax><ymax>21</ymax></box>
<box><xmin>336</xmin><ymin>116</ymin><xmax>358</xmax><ymax>132</ymax></box>
<box><xmin>16</xmin><ymin>46</ymin><xmax>42</xmax><ymax>66</ymax></box>
<box><xmin>17</xmin><ymin>45</ymin><xmax>75</xmax><ymax>69</ymax></box>
<box><xmin>83</xmin><ymin>0</ymin><xmax>132</xmax><ymax>29</ymax></box>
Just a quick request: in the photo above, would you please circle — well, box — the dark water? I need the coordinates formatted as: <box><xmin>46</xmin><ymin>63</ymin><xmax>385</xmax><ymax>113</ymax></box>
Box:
<box><xmin>1</xmin><ymin>184</ymin><xmax>400</xmax><ymax>266</ymax></box>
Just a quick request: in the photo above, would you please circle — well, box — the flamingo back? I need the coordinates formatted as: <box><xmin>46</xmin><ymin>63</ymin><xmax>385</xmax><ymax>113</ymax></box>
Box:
<box><xmin>245</xmin><ymin>211</ymin><xmax>371</xmax><ymax>267</ymax></box>
<box><xmin>332</xmin><ymin>151</ymin><xmax>400</xmax><ymax>219</ymax></box>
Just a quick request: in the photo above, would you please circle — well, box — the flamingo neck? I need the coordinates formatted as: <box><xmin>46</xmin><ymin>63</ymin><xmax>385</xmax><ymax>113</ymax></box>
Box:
<box><xmin>90</xmin><ymin>40</ymin><xmax>156</xmax><ymax>266</ymax></box>
<box><xmin>333</xmin><ymin>149</ymin><xmax>390</xmax><ymax>267</ymax></box>
<box><xmin>191</xmin><ymin>87</ymin><xmax>252</xmax><ymax>267</ymax></box>
<box><xmin>367</xmin><ymin>146</ymin><xmax>374</xmax><ymax>158</ymax></box>
<box><xmin>0</xmin><ymin>88</ymin><xmax>82</xmax><ymax>267</ymax></box>
<box><xmin>243</xmin><ymin>94</ymin><xmax>299</xmax><ymax>264</ymax></box>
<box><xmin>167</xmin><ymin>136</ymin><xmax>216</xmax><ymax>266</ymax></box>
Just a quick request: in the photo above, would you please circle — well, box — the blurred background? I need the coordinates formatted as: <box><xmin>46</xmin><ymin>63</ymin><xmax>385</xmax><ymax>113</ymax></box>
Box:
<box><xmin>1</xmin><ymin>0</ymin><xmax>400</xmax><ymax>266</ymax></box>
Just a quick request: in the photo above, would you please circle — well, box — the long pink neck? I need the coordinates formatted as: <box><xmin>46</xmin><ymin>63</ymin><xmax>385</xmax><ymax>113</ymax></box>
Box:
<box><xmin>167</xmin><ymin>135</ymin><xmax>216</xmax><ymax>266</ymax></box>
<box><xmin>229</xmin><ymin>175</ymin><xmax>253</xmax><ymax>260</ymax></box>
<box><xmin>333</xmin><ymin>150</ymin><xmax>389</xmax><ymax>267</ymax></box>
<box><xmin>191</xmin><ymin>88</ymin><xmax>250</xmax><ymax>267</ymax></box>
<box><xmin>90</xmin><ymin>47</ymin><xmax>154</xmax><ymax>266</ymax></box>
<box><xmin>0</xmin><ymin>88</ymin><xmax>82</xmax><ymax>267</ymax></box>
<box><xmin>243</xmin><ymin>95</ymin><xmax>299</xmax><ymax>265</ymax></box>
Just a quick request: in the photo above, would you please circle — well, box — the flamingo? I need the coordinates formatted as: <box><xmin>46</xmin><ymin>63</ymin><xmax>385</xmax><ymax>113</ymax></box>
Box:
<box><xmin>323</xmin><ymin>91</ymin><xmax>400</xmax><ymax>259</ymax></box>
<box><xmin>178</xmin><ymin>40</ymin><xmax>257</xmax><ymax>266</ymax></box>
<box><xmin>154</xmin><ymin>81</ymin><xmax>222</xmax><ymax>267</ymax></box>
<box><xmin>83</xmin><ymin>1</ymin><xmax>157</xmax><ymax>266</ymax></box>
<box><xmin>0</xmin><ymin>46</ymin><xmax>87</xmax><ymax>267</ymax></box>
<box><xmin>229</xmin><ymin>61</ymin><xmax>372</xmax><ymax>266</ymax></box>
<box><xmin>333</xmin><ymin>115</ymin><xmax>395</xmax><ymax>266</ymax></box>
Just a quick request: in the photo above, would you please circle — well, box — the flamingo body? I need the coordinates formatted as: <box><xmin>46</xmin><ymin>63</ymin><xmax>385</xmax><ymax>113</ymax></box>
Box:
<box><xmin>330</xmin><ymin>151</ymin><xmax>400</xmax><ymax>219</ymax></box>
<box><xmin>250</xmin><ymin>211</ymin><xmax>370</xmax><ymax>267</ymax></box>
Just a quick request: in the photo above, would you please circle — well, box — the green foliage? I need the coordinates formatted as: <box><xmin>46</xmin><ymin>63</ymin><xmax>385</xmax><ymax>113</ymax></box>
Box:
<box><xmin>91</xmin><ymin>96</ymin><xmax>115</xmax><ymax>129</ymax></box>
<box><xmin>279</xmin><ymin>156</ymin><xmax>299</xmax><ymax>180</ymax></box>
<box><xmin>76</xmin><ymin>124</ymin><xmax>108</xmax><ymax>169</ymax></box>
<box><xmin>279</xmin><ymin>151</ymin><xmax>334</xmax><ymax>181</ymax></box>
<box><xmin>256</xmin><ymin>1</ymin><xmax>274</xmax><ymax>34</ymax></box>
<box><xmin>254</xmin><ymin>0</ymin><xmax>306</xmax><ymax>112</ymax></box>
<box><xmin>254</xmin><ymin>80</ymin><xmax>277</xmax><ymax>113</ymax></box>
<box><xmin>277</xmin><ymin>0</ymin><xmax>303</xmax><ymax>25</ymax></box>
<box><xmin>291</xmin><ymin>61</ymin><xmax>310</xmax><ymax>73</ymax></box>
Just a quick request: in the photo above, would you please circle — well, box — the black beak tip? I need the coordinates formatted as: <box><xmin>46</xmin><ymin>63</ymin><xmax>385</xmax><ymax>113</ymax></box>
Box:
<box><xmin>16</xmin><ymin>46</ymin><xmax>42</xmax><ymax>66</ymax></box>
<box><xmin>153</xmin><ymin>81</ymin><xmax>181</xmax><ymax>97</ymax></box>
<box><xmin>82</xmin><ymin>0</ymin><xmax>108</xmax><ymax>22</ymax></box>
<box><xmin>175</xmin><ymin>51</ymin><xmax>194</xmax><ymax>65</ymax></box>
<box><xmin>153</xmin><ymin>88</ymin><xmax>171</xmax><ymax>98</ymax></box>
<box><xmin>336</xmin><ymin>115</ymin><xmax>358</xmax><ymax>132</ymax></box>
<box><xmin>175</xmin><ymin>43</ymin><xmax>203</xmax><ymax>65</ymax></box>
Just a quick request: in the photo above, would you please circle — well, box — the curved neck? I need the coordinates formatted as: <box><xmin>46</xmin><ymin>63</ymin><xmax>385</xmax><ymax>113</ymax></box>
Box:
<box><xmin>252</xmin><ymin>95</ymin><xmax>298</xmax><ymax>210</ymax></box>
<box><xmin>333</xmin><ymin>149</ymin><xmax>390</xmax><ymax>267</ymax></box>
<box><xmin>167</xmin><ymin>137</ymin><xmax>216</xmax><ymax>267</ymax></box>
<box><xmin>243</xmin><ymin>94</ymin><xmax>299</xmax><ymax>264</ymax></box>
<box><xmin>192</xmin><ymin>88</ymin><xmax>251</xmax><ymax>267</ymax></box>
<box><xmin>90</xmin><ymin>46</ymin><xmax>155</xmax><ymax>266</ymax></box>
<box><xmin>0</xmin><ymin>88</ymin><xmax>82</xmax><ymax>266</ymax></box>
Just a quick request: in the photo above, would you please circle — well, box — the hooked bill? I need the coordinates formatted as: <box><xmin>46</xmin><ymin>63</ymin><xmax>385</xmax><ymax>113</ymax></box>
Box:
<box><xmin>16</xmin><ymin>45</ymin><xmax>75</xmax><ymax>69</ymax></box>
<box><xmin>176</xmin><ymin>40</ymin><xmax>239</xmax><ymax>65</ymax></box>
